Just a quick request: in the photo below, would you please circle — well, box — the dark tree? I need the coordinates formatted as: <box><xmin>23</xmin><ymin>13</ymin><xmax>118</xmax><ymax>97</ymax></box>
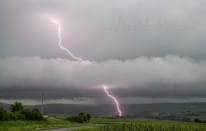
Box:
<box><xmin>10</xmin><ymin>102</ymin><xmax>24</xmax><ymax>112</ymax></box>
<box><xmin>0</xmin><ymin>108</ymin><xmax>8</xmax><ymax>120</ymax></box>
<box><xmin>86</xmin><ymin>113</ymin><xmax>91</xmax><ymax>121</ymax></box>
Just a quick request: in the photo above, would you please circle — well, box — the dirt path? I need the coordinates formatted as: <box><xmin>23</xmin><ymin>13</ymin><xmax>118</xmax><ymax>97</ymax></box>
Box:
<box><xmin>40</xmin><ymin>126</ymin><xmax>92</xmax><ymax>131</ymax></box>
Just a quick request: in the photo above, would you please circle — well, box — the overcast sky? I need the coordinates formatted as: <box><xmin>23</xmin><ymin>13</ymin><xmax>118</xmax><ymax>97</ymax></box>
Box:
<box><xmin>1</xmin><ymin>0</ymin><xmax>206</xmax><ymax>105</ymax></box>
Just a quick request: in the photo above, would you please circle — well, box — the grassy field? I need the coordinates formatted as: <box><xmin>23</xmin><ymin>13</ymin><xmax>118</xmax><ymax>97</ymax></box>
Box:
<box><xmin>1</xmin><ymin>117</ymin><xmax>206</xmax><ymax>131</ymax></box>
<box><xmin>92</xmin><ymin>118</ymin><xmax>206</xmax><ymax>131</ymax></box>
<box><xmin>0</xmin><ymin>117</ymin><xmax>90</xmax><ymax>131</ymax></box>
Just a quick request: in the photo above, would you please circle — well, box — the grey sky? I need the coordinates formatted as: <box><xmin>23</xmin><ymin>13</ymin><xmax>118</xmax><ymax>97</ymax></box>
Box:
<box><xmin>0</xmin><ymin>0</ymin><xmax>206</xmax><ymax>104</ymax></box>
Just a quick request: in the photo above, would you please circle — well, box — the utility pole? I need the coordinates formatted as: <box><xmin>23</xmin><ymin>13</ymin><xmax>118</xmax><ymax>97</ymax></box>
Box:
<box><xmin>41</xmin><ymin>92</ymin><xmax>44</xmax><ymax>115</ymax></box>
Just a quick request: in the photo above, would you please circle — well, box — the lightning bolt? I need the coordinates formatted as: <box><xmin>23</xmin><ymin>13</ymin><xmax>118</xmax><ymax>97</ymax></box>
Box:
<box><xmin>50</xmin><ymin>17</ymin><xmax>122</xmax><ymax>117</ymax></box>
<box><xmin>50</xmin><ymin>18</ymin><xmax>92</xmax><ymax>64</ymax></box>
<box><xmin>103</xmin><ymin>85</ymin><xmax>122</xmax><ymax>116</ymax></box>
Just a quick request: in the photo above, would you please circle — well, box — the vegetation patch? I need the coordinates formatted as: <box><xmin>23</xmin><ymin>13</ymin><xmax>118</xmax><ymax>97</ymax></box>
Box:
<box><xmin>67</xmin><ymin>112</ymin><xmax>91</xmax><ymax>123</ymax></box>
<box><xmin>0</xmin><ymin>102</ymin><xmax>43</xmax><ymax>121</ymax></box>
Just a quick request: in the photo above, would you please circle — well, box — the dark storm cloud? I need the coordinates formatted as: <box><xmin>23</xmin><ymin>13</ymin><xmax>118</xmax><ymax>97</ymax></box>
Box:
<box><xmin>113</xmin><ymin>83</ymin><xmax>206</xmax><ymax>98</ymax></box>
<box><xmin>0</xmin><ymin>56</ymin><xmax>206</xmax><ymax>101</ymax></box>
<box><xmin>0</xmin><ymin>87</ymin><xmax>102</xmax><ymax>100</ymax></box>
<box><xmin>1</xmin><ymin>83</ymin><xmax>206</xmax><ymax>100</ymax></box>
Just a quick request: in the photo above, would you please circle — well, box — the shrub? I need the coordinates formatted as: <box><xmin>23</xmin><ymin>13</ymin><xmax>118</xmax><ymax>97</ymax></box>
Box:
<box><xmin>21</xmin><ymin>108</ymin><xmax>43</xmax><ymax>120</ymax></box>
<box><xmin>14</xmin><ymin>111</ymin><xmax>25</xmax><ymax>120</ymax></box>
<box><xmin>67</xmin><ymin>112</ymin><xmax>91</xmax><ymax>123</ymax></box>
<box><xmin>194</xmin><ymin>118</ymin><xmax>205</xmax><ymax>123</ymax></box>
<box><xmin>0</xmin><ymin>108</ymin><xmax>9</xmax><ymax>120</ymax></box>
<box><xmin>86</xmin><ymin>113</ymin><xmax>91</xmax><ymax>121</ymax></box>
<box><xmin>31</xmin><ymin>108</ymin><xmax>43</xmax><ymax>120</ymax></box>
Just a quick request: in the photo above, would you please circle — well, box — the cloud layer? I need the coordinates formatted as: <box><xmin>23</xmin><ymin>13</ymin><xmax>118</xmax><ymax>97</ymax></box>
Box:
<box><xmin>1</xmin><ymin>0</ymin><xmax>206</xmax><ymax>104</ymax></box>
<box><xmin>0</xmin><ymin>56</ymin><xmax>205</xmax><ymax>90</ymax></box>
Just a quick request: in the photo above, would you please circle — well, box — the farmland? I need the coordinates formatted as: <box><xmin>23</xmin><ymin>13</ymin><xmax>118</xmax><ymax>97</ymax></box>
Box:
<box><xmin>0</xmin><ymin>117</ymin><xmax>90</xmax><ymax>131</ymax></box>
<box><xmin>1</xmin><ymin>117</ymin><xmax>206</xmax><ymax>131</ymax></box>
<box><xmin>92</xmin><ymin>118</ymin><xmax>206</xmax><ymax>131</ymax></box>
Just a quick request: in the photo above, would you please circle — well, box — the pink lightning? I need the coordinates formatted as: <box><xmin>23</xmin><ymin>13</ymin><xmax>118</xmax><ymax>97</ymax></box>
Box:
<box><xmin>50</xmin><ymin>17</ymin><xmax>122</xmax><ymax>117</ymax></box>
<box><xmin>103</xmin><ymin>85</ymin><xmax>122</xmax><ymax>116</ymax></box>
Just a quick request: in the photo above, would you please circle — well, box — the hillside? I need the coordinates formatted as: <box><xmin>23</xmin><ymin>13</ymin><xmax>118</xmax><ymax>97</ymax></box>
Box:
<box><xmin>1</xmin><ymin>103</ymin><xmax>206</xmax><ymax>121</ymax></box>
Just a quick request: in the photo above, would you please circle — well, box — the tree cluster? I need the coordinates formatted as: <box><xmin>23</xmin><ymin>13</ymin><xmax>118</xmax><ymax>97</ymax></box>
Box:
<box><xmin>194</xmin><ymin>118</ymin><xmax>206</xmax><ymax>123</ymax></box>
<box><xmin>67</xmin><ymin>112</ymin><xmax>91</xmax><ymax>123</ymax></box>
<box><xmin>0</xmin><ymin>102</ymin><xmax>43</xmax><ymax>121</ymax></box>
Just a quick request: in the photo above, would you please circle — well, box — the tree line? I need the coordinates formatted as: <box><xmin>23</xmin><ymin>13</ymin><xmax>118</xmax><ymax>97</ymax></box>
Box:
<box><xmin>0</xmin><ymin>102</ymin><xmax>43</xmax><ymax>121</ymax></box>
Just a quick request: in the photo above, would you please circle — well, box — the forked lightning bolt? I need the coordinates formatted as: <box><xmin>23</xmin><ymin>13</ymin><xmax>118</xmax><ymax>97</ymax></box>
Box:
<box><xmin>50</xmin><ymin>18</ymin><xmax>122</xmax><ymax>117</ymax></box>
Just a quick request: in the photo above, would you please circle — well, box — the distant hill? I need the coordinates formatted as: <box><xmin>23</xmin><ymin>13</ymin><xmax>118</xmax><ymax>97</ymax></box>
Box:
<box><xmin>1</xmin><ymin>103</ymin><xmax>206</xmax><ymax>120</ymax></box>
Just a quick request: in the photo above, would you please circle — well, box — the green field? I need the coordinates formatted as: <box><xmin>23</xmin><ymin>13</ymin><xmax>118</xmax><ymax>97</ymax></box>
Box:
<box><xmin>0</xmin><ymin>117</ymin><xmax>91</xmax><ymax>131</ymax></box>
<box><xmin>1</xmin><ymin>117</ymin><xmax>206</xmax><ymax>131</ymax></box>
<box><xmin>92</xmin><ymin>118</ymin><xmax>206</xmax><ymax>131</ymax></box>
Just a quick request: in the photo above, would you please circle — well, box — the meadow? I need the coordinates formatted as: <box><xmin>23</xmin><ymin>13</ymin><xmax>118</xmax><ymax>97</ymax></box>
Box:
<box><xmin>91</xmin><ymin>118</ymin><xmax>206</xmax><ymax>131</ymax></box>
<box><xmin>0</xmin><ymin>117</ymin><xmax>90</xmax><ymax>131</ymax></box>
<box><xmin>1</xmin><ymin>117</ymin><xmax>206</xmax><ymax>131</ymax></box>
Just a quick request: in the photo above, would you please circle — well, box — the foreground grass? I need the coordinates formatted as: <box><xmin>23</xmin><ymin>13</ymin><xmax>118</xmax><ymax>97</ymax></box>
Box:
<box><xmin>1</xmin><ymin>118</ymin><xmax>206</xmax><ymax>131</ymax></box>
<box><xmin>92</xmin><ymin>118</ymin><xmax>206</xmax><ymax>131</ymax></box>
<box><xmin>0</xmin><ymin>117</ymin><xmax>90</xmax><ymax>131</ymax></box>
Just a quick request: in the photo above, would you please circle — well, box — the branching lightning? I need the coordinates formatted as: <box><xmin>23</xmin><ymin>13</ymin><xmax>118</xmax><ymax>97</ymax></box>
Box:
<box><xmin>50</xmin><ymin>17</ymin><xmax>122</xmax><ymax>117</ymax></box>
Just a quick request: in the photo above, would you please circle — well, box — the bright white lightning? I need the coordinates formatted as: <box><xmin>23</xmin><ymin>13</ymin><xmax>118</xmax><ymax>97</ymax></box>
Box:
<box><xmin>50</xmin><ymin>18</ymin><xmax>92</xmax><ymax>64</ymax></box>
<box><xmin>50</xmin><ymin>17</ymin><xmax>122</xmax><ymax>117</ymax></box>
